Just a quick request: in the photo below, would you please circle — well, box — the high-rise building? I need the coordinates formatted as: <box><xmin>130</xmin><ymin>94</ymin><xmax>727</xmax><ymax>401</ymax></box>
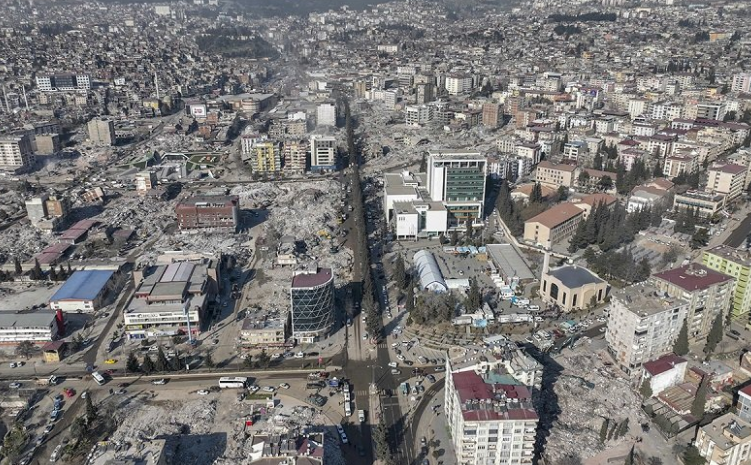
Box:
<box><xmin>86</xmin><ymin>117</ymin><xmax>116</xmax><ymax>146</ymax></box>
<box><xmin>696</xmin><ymin>101</ymin><xmax>727</xmax><ymax>121</ymax></box>
<box><xmin>35</xmin><ymin>74</ymin><xmax>90</xmax><ymax>92</ymax></box>
<box><xmin>175</xmin><ymin>196</ymin><xmax>239</xmax><ymax>232</ymax></box>
<box><xmin>444</xmin><ymin>73</ymin><xmax>473</xmax><ymax>95</ymax></box>
<box><xmin>427</xmin><ymin>150</ymin><xmax>487</xmax><ymax>226</ymax></box>
<box><xmin>732</xmin><ymin>73</ymin><xmax>751</xmax><ymax>93</ymax></box>
<box><xmin>702</xmin><ymin>246</ymin><xmax>751</xmax><ymax>323</ymax></box>
<box><xmin>0</xmin><ymin>134</ymin><xmax>34</xmax><ymax>171</ymax></box>
<box><xmin>415</xmin><ymin>82</ymin><xmax>434</xmax><ymax>104</ymax></box>
<box><xmin>316</xmin><ymin>103</ymin><xmax>337</xmax><ymax>127</ymax></box>
<box><xmin>405</xmin><ymin>105</ymin><xmax>434</xmax><ymax>126</ymax></box>
<box><xmin>445</xmin><ymin>350</ymin><xmax>538</xmax><ymax>465</ymax></box>
<box><xmin>283</xmin><ymin>140</ymin><xmax>308</xmax><ymax>174</ymax></box>
<box><xmin>482</xmin><ymin>103</ymin><xmax>503</xmax><ymax>128</ymax></box>
<box><xmin>651</xmin><ymin>264</ymin><xmax>734</xmax><ymax>342</ymax></box>
<box><xmin>605</xmin><ymin>283</ymin><xmax>689</xmax><ymax>376</ymax></box>
<box><xmin>309</xmin><ymin>135</ymin><xmax>337</xmax><ymax>171</ymax></box>
<box><xmin>289</xmin><ymin>267</ymin><xmax>334</xmax><ymax>343</ymax></box>
<box><xmin>251</xmin><ymin>141</ymin><xmax>281</xmax><ymax>173</ymax></box>
<box><xmin>706</xmin><ymin>164</ymin><xmax>748</xmax><ymax>203</ymax></box>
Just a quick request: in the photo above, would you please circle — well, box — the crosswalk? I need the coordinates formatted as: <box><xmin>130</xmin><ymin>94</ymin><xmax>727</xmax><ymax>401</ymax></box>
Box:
<box><xmin>354</xmin><ymin>389</ymin><xmax>369</xmax><ymax>397</ymax></box>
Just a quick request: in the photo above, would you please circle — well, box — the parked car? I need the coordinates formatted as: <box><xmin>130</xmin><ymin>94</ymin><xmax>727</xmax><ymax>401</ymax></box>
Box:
<box><xmin>151</xmin><ymin>379</ymin><xmax>167</xmax><ymax>385</ymax></box>
<box><xmin>197</xmin><ymin>390</ymin><xmax>210</xmax><ymax>395</ymax></box>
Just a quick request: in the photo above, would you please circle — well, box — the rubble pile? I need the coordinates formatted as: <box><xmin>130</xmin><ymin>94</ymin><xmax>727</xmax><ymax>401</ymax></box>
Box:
<box><xmin>543</xmin><ymin>352</ymin><xmax>643</xmax><ymax>463</ymax></box>
<box><xmin>0</xmin><ymin>223</ymin><xmax>52</xmax><ymax>261</ymax></box>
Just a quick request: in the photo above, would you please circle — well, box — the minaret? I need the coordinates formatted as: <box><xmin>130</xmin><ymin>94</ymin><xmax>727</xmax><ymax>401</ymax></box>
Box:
<box><xmin>22</xmin><ymin>85</ymin><xmax>29</xmax><ymax>111</ymax></box>
<box><xmin>542</xmin><ymin>240</ymin><xmax>552</xmax><ymax>276</ymax></box>
<box><xmin>2</xmin><ymin>86</ymin><xmax>9</xmax><ymax>113</ymax></box>
<box><xmin>155</xmin><ymin>72</ymin><xmax>160</xmax><ymax>100</ymax></box>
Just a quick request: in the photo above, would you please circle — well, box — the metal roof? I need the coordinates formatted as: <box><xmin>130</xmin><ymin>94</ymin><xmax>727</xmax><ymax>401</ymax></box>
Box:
<box><xmin>548</xmin><ymin>266</ymin><xmax>603</xmax><ymax>289</ymax></box>
<box><xmin>413</xmin><ymin>250</ymin><xmax>447</xmax><ymax>292</ymax></box>
<box><xmin>49</xmin><ymin>270</ymin><xmax>114</xmax><ymax>302</ymax></box>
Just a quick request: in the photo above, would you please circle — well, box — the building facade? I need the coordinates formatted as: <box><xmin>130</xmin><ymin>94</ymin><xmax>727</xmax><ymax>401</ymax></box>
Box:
<box><xmin>695</xmin><ymin>413</ymin><xmax>751</xmax><ymax>465</ymax></box>
<box><xmin>175</xmin><ymin>196</ymin><xmax>239</xmax><ymax>232</ymax></box>
<box><xmin>0</xmin><ymin>311</ymin><xmax>60</xmax><ymax>345</ymax></box>
<box><xmin>87</xmin><ymin>117</ymin><xmax>116</xmax><ymax>146</ymax></box>
<box><xmin>0</xmin><ymin>134</ymin><xmax>34</xmax><ymax>171</ymax></box>
<box><xmin>251</xmin><ymin>141</ymin><xmax>281</xmax><ymax>173</ymax></box>
<box><xmin>427</xmin><ymin>150</ymin><xmax>487</xmax><ymax>226</ymax></box>
<box><xmin>283</xmin><ymin>140</ymin><xmax>309</xmax><ymax>173</ymax></box>
<box><xmin>702</xmin><ymin>246</ymin><xmax>751</xmax><ymax>323</ymax></box>
<box><xmin>290</xmin><ymin>267</ymin><xmax>335</xmax><ymax>343</ymax></box>
<box><xmin>540</xmin><ymin>265</ymin><xmax>608</xmax><ymax>312</ymax></box>
<box><xmin>605</xmin><ymin>284</ymin><xmax>689</xmax><ymax>376</ymax></box>
<box><xmin>310</xmin><ymin>135</ymin><xmax>337</xmax><ymax>171</ymax></box>
<box><xmin>523</xmin><ymin>203</ymin><xmax>584</xmax><ymax>246</ymax></box>
<box><xmin>706</xmin><ymin>164</ymin><xmax>747</xmax><ymax>204</ymax></box>
<box><xmin>534</xmin><ymin>161</ymin><xmax>576</xmax><ymax>189</ymax></box>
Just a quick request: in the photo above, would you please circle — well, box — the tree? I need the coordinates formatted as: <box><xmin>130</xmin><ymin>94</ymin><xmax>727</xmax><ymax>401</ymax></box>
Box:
<box><xmin>598</xmin><ymin>175</ymin><xmax>613</xmax><ymax>191</ymax></box>
<box><xmin>126</xmin><ymin>352</ymin><xmax>140</xmax><ymax>373</ymax></box>
<box><xmin>465</xmin><ymin>277</ymin><xmax>482</xmax><ymax>312</ymax></box>
<box><xmin>593</xmin><ymin>152</ymin><xmax>603</xmax><ymax>170</ymax></box>
<box><xmin>653</xmin><ymin>160</ymin><xmax>663</xmax><ymax>177</ymax></box>
<box><xmin>557</xmin><ymin>185</ymin><xmax>569</xmax><ymax>201</ymax></box>
<box><xmin>58</xmin><ymin>264</ymin><xmax>67</xmax><ymax>280</ymax></box>
<box><xmin>141</xmin><ymin>356</ymin><xmax>155</xmax><ymax>374</ymax></box>
<box><xmin>465</xmin><ymin>218</ymin><xmax>473</xmax><ymax>242</ymax></box>
<box><xmin>256</xmin><ymin>349</ymin><xmax>271</xmax><ymax>369</ymax></box>
<box><xmin>419</xmin><ymin>153</ymin><xmax>427</xmax><ymax>172</ymax></box>
<box><xmin>154</xmin><ymin>347</ymin><xmax>171</xmax><ymax>372</ymax></box>
<box><xmin>704</xmin><ymin>313</ymin><xmax>724</xmax><ymax>357</ymax></box>
<box><xmin>578</xmin><ymin>170</ymin><xmax>591</xmax><ymax>186</ymax></box>
<box><xmin>635</xmin><ymin>258</ymin><xmax>651</xmax><ymax>282</ymax></box>
<box><xmin>691</xmin><ymin>376</ymin><xmax>709</xmax><ymax>419</ymax></box>
<box><xmin>49</xmin><ymin>266</ymin><xmax>58</xmax><ymax>281</ymax></box>
<box><xmin>682</xmin><ymin>445</ymin><xmax>707</xmax><ymax>465</ymax></box>
<box><xmin>373</xmin><ymin>422</ymin><xmax>391</xmax><ymax>461</ymax></box>
<box><xmin>405</xmin><ymin>285</ymin><xmax>415</xmax><ymax>313</ymax></box>
<box><xmin>450</xmin><ymin>229</ymin><xmax>459</xmax><ymax>246</ymax></box>
<box><xmin>674</xmin><ymin>320</ymin><xmax>689</xmax><ymax>356</ymax></box>
<box><xmin>15</xmin><ymin>340</ymin><xmax>34</xmax><ymax>359</ymax></box>
<box><xmin>1</xmin><ymin>423</ymin><xmax>28</xmax><ymax>461</ymax></box>
<box><xmin>690</xmin><ymin>228</ymin><xmax>710</xmax><ymax>249</ymax></box>
<box><xmin>84</xmin><ymin>393</ymin><xmax>98</xmax><ymax>425</ymax></box>
<box><xmin>530</xmin><ymin>182</ymin><xmax>543</xmax><ymax>204</ymax></box>
<box><xmin>640</xmin><ymin>378</ymin><xmax>653</xmax><ymax>399</ymax></box>
<box><xmin>243</xmin><ymin>355</ymin><xmax>254</xmax><ymax>369</ymax></box>
<box><xmin>204</xmin><ymin>352</ymin><xmax>216</xmax><ymax>370</ymax></box>
<box><xmin>31</xmin><ymin>258</ymin><xmax>42</xmax><ymax>280</ymax></box>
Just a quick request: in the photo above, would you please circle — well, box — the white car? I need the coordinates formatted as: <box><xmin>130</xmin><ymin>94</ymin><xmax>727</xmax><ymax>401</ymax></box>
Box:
<box><xmin>248</xmin><ymin>385</ymin><xmax>259</xmax><ymax>393</ymax></box>
<box><xmin>397</xmin><ymin>354</ymin><xmax>405</xmax><ymax>361</ymax></box>
<box><xmin>388</xmin><ymin>362</ymin><xmax>398</xmax><ymax>368</ymax></box>
<box><xmin>151</xmin><ymin>379</ymin><xmax>167</xmax><ymax>385</ymax></box>
<box><xmin>261</xmin><ymin>386</ymin><xmax>275</xmax><ymax>392</ymax></box>
<box><xmin>197</xmin><ymin>390</ymin><xmax>210</xmax><ymax>396</ymax></box>
<box><xmin>294</xmin><ymin>352</ymin><xmax>304</xmax><ymax>359</ymax></box>
<box><xmin>9</xmin><ymin>382</ymin><xmax>21</xmax><ymax>389</ymax></box>
<box><xmin>279</xmin><ymin>383</ymin><xmax>290</xmax><ymax>389</ymax></box>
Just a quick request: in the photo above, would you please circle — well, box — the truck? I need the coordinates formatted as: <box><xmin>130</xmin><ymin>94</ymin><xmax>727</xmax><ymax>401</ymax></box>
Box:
<box><xmin>400</xmin><ymin>382</ymin><xmax>409</xmax><ymax>396</ymax></box>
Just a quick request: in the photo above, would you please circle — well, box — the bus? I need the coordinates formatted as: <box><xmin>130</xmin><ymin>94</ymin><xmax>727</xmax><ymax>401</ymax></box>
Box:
<box><xmin>91</xmin><ymin>371</ymin><xmax>106</xmax><ymax>386</ymax></box>
<box><xmin>218</xmin><ymin>377</ymin><xmax>248</xmax><ymax>389</ymax></box>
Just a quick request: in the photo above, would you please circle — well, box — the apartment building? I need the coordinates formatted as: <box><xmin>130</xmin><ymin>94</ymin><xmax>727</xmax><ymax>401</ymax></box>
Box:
<box><xmin>405</xmin><ymin>104</ymin><xmax>434</xmax><ymax>126</ymax></box>
<box><xmin>673</xmin><ymin>190</ymin><xmax>726</xmax><ymax>219</ymax></box>
<box><xmin>738</xmin><ymin>385</ymin><xmax>751</xmax><ymax>423</ymax></box>
<box><xmin>0</xmin><ymin>134</ymin><xmax>34</xmax><ymax>171</ymax></box>
<box><xmin>523</xmin><ymin>203</ymin><xmax>584</xmax><ymax>246</ymax></box>
<box><xmin>445</xmin><ymin>73</ymin><xmax>473</xmax><ymax>95</ymax></box>
<box><xmin>695</xmin><ymin>413</ymin><xmax>751</xmax><ymax>465</ymax></box>
<box><xmin>651</xmin><ymin>264</ymin><xmax>734</xmax><ymax>342</ymax></box>
<box><xmin>282</xmin><ymin>140</ymin><xmax>308</xmax><ymax>173</ymax></box>
<box><xmin>250</xmin><ymin>141</ymin><xmax>281</xmax><ymax>173</ymax></box>
<box><xmin>482</xmin><ymin>103</ymin><xmax>503</xmax><ymax>129</ymax></box>
<box><xmin>0</xmin><ymin>311</ymin><xmax>60</xmax><ymax>345</ymax></box>
<box><xmin>309</xmin><ymin>135</ymin><xmax>337</xmax><ymax>171</ymax></box>
<box><xmin>175</xmin><ymin>195</ymin><xmax>239</xmax><ymax>232</ymax></box>
<box><xmin>732</xmin><ymin>73</ymin><xmax>751</xmax><ymax>93</ymax></box>
<box><xmin>605</xmin><ymin>284</ymin><xmax>689</xmax><ymax>376</ymax></box>
<box><xmin>696</xmin><ymin>101</ymin><xmax>727</xmax><ymax>121</ymax></box>
<box><xmin>706</xmin><ymin>164</ymin><xmax>747</xmax><ymax>204</ymax></box>
<box><xmin>702</xmin><ymin>246</ymin><xmax>751</xmax><ymax>323</ymax></box>
<box><xmin>663</xmin><ymin>155</ymin><xmax>698</xmax><ymax>179</ymax></box>
<box><xmin>534</xmin><ymin>161</ymin><xmax>576</xmax><ymax>189</ymax></box>
<box><xmin>445</xmin><ymin>357</ymin><xmax>538</xmax><ymax>465</ymax></box>
<box><xmin>427</xmin><ymin>150</ymin><xmax>487</xmax><ymax>226</ymax></box>
<box><xmin>86</xmin><ymin>117</ymin><xmax>116</xmax><ymax>146</ymax></box>
<box><xmin>239</xmin><ymin>317</ymin><xmax>289</xmax><ymax>348</ymax></box>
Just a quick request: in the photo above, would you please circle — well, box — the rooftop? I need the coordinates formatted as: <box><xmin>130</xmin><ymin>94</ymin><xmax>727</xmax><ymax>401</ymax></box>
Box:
<box><xmin>700</xmin><ymin>413</ymin><xmax>751</xmax><ymax>452</ymax></box>
<box><xmin>451</xmin><ymin>370</ymin><xmax>538</xmax><ymax>422</ymax></box>
<box><xmin>546</xmin><ymin>265</ymin><xmax>604</xmax><ymax>289</ymax></box>
<box><xmin>485</xmin><ymin>244</ymin><xmax>535</xmax><ymax>281</ymax></box>
<box><xmin>643</xmin><ymin>354</ymin><xmax>687</xmax><ymax>377</ymax></box>
<box><xmin>291</xmin><ymin>268</ymin><xmax>332</xmax><ymax>289</ymax></box>
<box><xmin>611</xmin><ymin>282</ymin><xmax>688</xmax><ymax>317</ymax></box>
<box><xmin>652</xmin><ymin>264</ymin><xmax>733</xmax><ymax>292</ymax></box>
<box><xmin>49</xmin><ymin>270</ymin><xmax>114</xmax><ymax>302</ymax></box>
<box><xmin>711</xmin><ymin>163</ymin><xmax>748</xmax><ymax>175</ymax></box>
<box><xmin>536</xmin><ymin>160</ymin><xmax>576</xmax><ymax>172</ymax></box>
<box><xmin>526</xmin><ymin>203</ymin><xmax>583</xmax><ymax>228</ymax></box>
<box><xmin>0</xmin><ymin>311</ymin><xmax>57</xmax><ymax>329</ymax></box>
<box><xmin>704</xmin><ymin>245</ymin><xmax>751</xmax><ymax>267</ymax></box>
<box><xmin>577</xmin><ymin>193</ymin><xmax>617</xmax><ymax>207</ymax></box>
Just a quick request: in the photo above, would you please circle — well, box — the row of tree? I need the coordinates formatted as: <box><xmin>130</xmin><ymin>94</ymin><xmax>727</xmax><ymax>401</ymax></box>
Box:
<box><xmin>583</xmin><ymin>248</ymin><xmax>651</xmax><ymax>283</ymax></box>
<box><xmin>569</xmin><ymin>201</ymin><xmax>660</xmax><ymax>253</ymax></box>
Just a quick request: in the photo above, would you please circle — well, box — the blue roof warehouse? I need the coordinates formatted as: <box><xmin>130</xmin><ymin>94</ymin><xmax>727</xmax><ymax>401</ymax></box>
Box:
<box><xmin>49</xmin><ymin>270</ymin><xmax>116</xmax><ymax>313</ymax></box>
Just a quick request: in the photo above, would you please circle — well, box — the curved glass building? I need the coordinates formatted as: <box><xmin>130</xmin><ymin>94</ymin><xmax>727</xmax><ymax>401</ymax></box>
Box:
<box><xmin>290</xmin><ymin>267</ymin><xmax>334</xmax><ymax>343</ymax></box>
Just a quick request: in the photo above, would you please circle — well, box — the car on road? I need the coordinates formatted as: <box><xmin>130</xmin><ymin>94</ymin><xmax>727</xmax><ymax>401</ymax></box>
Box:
<box><xmin>50</xmin><ymin>409</ymin><xmax>61</xmax><ymax>421</ymax></box>
<box><xmin>397</xmin><ymin>354</ymin><xmax>405</xmax><ymax>361</ymax></box>
<box><xmin>294</xmin><ymin>352</ymin><xmax>304</xmax><ymax>358</ymax></box>
<box><xmin>104</xmin><ymin>359</ymin><xmax>117</xmax><ymax>364</ymax></box>
<box><xmin>421</xmin><ymin>436</ymin><xmax>427</xmax><ymax>447</ymax></box>
<box><xmin>358</xmin><ymin>409</ymin><xmax>366</xmax><ymax>423</ymax></box>
<box><xmin>44</xmin><ymin>424</ymin><xmax>54</xmax><ymax>434</ymax></box>
<box><xmin>248</xmin><ymin>385</ymin><xmax>260</xmax><ymax>393</ymax></box>
<box><xmin>434</xmin><ymin>366</ymin><xmax>445</xmax><ymax>372</ymax></box>
<box><xmin>426</xmin><ymin>374</ymin><xmax>436</xmax><ymax>383</ymax></box>
<box><xmin>212</xmin><ymin>339</ymin><xmax>219</xmax><ymax>345</ymax></box>
<box><xmin>9</xmin><ymin>362</ymin><xmax>16</xmax><ymax>368</ymax></box>
<box><xmin>9</xmin><ymin>382</ymin><xmax>21</xmax><ymax>389</ymax></box>
<box><xmin>151</xmin><ymin>379</ymin><xmax>167</xmax><ymax>385</ymax></box>
<box><xmin>197</xmin><ymin>390</ymin><xmax>210</xmax><ymax>395</ymax></box>
<box><xmin>279</xmin><ymin>383</ymin><xmax>290</xmax><ymax>390</ymax></box>
<box><xmin>148</xmin><ymin>346</ymin><xmax>159</xmax><ymax>352</ymax></box>
<box><xmin>388</xmin><ymin>362</ymin><xmax>398</xmax><ymax>368</ymax></box>
<box><xmin>730</xmin><ymin>329</ymin><xmax>741</xmax><ymax>337</ymax></box>
<box><xmin>391</xmin><ymin>369</ymin><xmax>401</xmax><ymax>375</ymax></box>
<box><xmin>261</xmin><ymin>386</ymin><xmax>275</xmax><ymax>392</ymax></box>
<box><xmin>404</xmin><ymin>360</ymin><xmax>414</xmax><ymax>366</ymax></box>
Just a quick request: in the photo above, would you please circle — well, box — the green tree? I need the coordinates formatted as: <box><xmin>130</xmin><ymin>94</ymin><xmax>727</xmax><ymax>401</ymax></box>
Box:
<box><xmin>13</xmin><ymin>256</ymin><xmax>22</xmax><ymax>275</ymax></box>
<box><xmin>578</xmin><ymin>170</ymin><xmax>591</xmax><ymax>186</ymax></box>
<box><xmin>682</xmin><ymin>445</ymin><xmax>707</xmax><ymax>465</ymax></box>
<box><xmin>84</xmin><ymin>393</ymin><xmax>98</xmax><ymax>425</ymax></box>
<box><xmin>32</xmin><ymin>258</ymin><xmax>42</xmax><ymax>280</ymax></box>
<box><xmin>673</xmin><ymin>320</ymin><xmax>689</xmax><ymax>356</ymax></box>
<box><xmin>640</xmin><ymin>378</ymin><xmax>653</xmax><ymax>399</ymax></box>
<box><xmin>405</xmin><ymin>285</ymin><xmax>415</xmax><ymax>313</ymax></box>
<box><xmin>530</xmin><ymin>182</ymin><xmax>543</xmax><ymax>204</ymax></box>
<box><xmin>704</xmin><ymin>313</ymin><xmax>724</xmax><ymax>358</ymax></box>
<box><xmin>598</xmin><ymin>175</ymin><xmax>613</xmax><ymax>191</ymax></box>
<box><xmin>419</xmin><ymin>153</ymin><xmax>427</xmax><ymax>172</ymax></box>
<box><xmin>450</xmin><ymin>229</ymin><xmax>459</xmax><ymax>246</ymax></box>
<box><xmin>465</xmin><ymin>278</ymin><xmax>482</xmax><ymax>312</ymax></box>
<box><xmin>373</xmin><ymin>421</ymin><xmax>391</xmax><ymax>461</ymax></box>
<box><xmin>256</xmin><ymin>349</ymin><xmax>271</xmax><ymax>368</ymax></box>
<box><xmin>126</xmin><ymin>352</ymin><xmax>140</xmax><ymax>373</ymax></box>
<box><xmin>15</xmin><ymin>340</ymin><xmax>34</xmax><ymax>359</ymax></box>
<box><xmin>204</xmin><ymin>352</ymin><xmax>215</xmax><ymax>370</ymax></box>
<box><xmin>1</xmin><ymin>423</ymin><xmax>28</xmax><ymax>461</ymax></box>
<box><xmin>243</xmin><ymin>355</ymin><xmax>254</xmax><ymax>369</ymax></box>
<box><xmin>154</xmin><ymin>347</ymin><xmax>171</xmax><ymax>372</ymax></box>
<box><xmin>141</xmin><ymin>356</ymin><xmax>155</xmax><ymax>374</ymax></box>
<box><xmin>49</xmin><ymin>266</ymin><xmax>58</xmax><ymax>281</ymax></box>
<box><xmin>691</xmin><ymin>376</ymin><xmax>709</xmax><ymax>419</ymax></box>
<box><xmin>393</xmin><ymin>255</ymin><xmax>407</xmax><ymax>289</ymax></box>
<box><xmin>635</xmin><ymin>258</ymin><xmax>651</xmax><ymax>282</ymax></box>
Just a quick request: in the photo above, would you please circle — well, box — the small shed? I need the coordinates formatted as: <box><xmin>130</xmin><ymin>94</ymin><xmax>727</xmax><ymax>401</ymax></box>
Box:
<box><xmin>42</xmin><ymin>340</ymin><xmax>66</xmax><ymax>362</ymax></box>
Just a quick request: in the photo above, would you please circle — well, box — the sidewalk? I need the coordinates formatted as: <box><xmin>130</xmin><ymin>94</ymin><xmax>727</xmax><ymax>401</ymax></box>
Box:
<box><xmin>412</xmin><ymin>382</ymin><xmax>455</xmax><ymax>465</ymax></box>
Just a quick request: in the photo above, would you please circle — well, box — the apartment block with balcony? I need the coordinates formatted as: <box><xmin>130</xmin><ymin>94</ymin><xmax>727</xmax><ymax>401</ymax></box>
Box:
<box><xmin>695</xmin><ymin>413</ymin><xmax>751</xmax><ymax>465</ymax></box>
<box><xmin>702</xmin><ymin>246</ymin><xmax>751</xmax><ymax>323</ymax></box>
<box><xmin>445</xmin><ymin>356</ymin><xmax>538</xmax><ymax>465</ymax></box>
<box><xmin>534</xmin><ymin>161</ymin><xmax>577</xmax><ymax>189</ymax></box>
<box><xmin>651</xmin><ymin>264</ymin><xmax>734</xmax><ymax>342</ymax></box>
<box><xmin>673</xmin><ymin>190</ymin><xmax>726</xmax><ymax>219</ymax></box>
<box><xmin>706</xmin><ymin>164</ymin><xmax>748</xmax><ymax>204</ymax></box>
<box><xmin>605</xmin><ymin>283</ymin><xmax>689</xmax><ymax>376</ymax></box>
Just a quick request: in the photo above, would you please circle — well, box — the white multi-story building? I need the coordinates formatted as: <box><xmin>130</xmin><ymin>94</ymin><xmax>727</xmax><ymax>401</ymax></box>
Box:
<box><xmin>309</xmin><ymin>135</ymin><xmax>337</xmax><ymax>171</ymax></box>
<box><xmin>0</xmin><ymin>134</ymin><xmax>34</xmax><ymax>171</ymax></box>
<box><xmin>445</xmin><ymin>73</ymin><xmax>473</xmax><ymax>95</ymax></box>
<box><xmin>316</xmin><ymin>103</ymin><xmax>337</xmax><ymax>127</ymax></box>
<box><xmin>696</xmin><ymin>413</ymin><xmax>751</xmax><ymax>465</ymax></box>
<box><xmin>697</xmin><ymin>101</ymin><xmax>727</xmax><ymax>121</ymax></box>
<box><xmin>445</xmin><ymin>350</ymin><xmax>538</xmax><ymax>465</ymax></box>
<box><xmin>605</xmin><ymin>283</ymin><xmax>689</xmax><ymax>376</ymax></box>
<box><xmin>35</xmin><ymin>74</ymin><xmax>90</xmax><ymax>92</ymax></box>
<box><xmin>427</xmin><ymin>150</ymin><xmax>487</xmax><ymax>226</ymax></box>
<box><xmin>706</xmin><ymin>163</ymin><xmax>748</xmax><ymax>204</ymax></box>
<box><xmin>0</xmin><ymin>311</ymin><xmax>60</xmax><ymax>345</ymax></box>
<box><xmin>405</xmin><ymin>104</ymin><xmax>434</xmax><ymax>126</ymax></box>
<box><xmin>732</xmin><ymin>73</ymin><xmax>751</xmax><ymax>94</ymax></box>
